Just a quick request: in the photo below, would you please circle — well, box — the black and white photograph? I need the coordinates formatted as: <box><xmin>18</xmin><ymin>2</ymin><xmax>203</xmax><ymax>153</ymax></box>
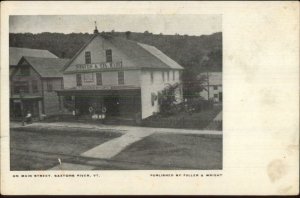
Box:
<box><xmin>2</xmin><ymin>1</ymin><xmax>298</xmax><ymax>195</ymax></box>
<box><xmin>9</xmin><ymin>15</ymin><xmax>223</xmax><ymax>171</ymax></box>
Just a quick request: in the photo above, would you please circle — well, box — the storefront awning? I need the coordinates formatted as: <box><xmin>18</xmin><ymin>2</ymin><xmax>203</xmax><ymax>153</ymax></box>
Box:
<box><xmin>56</xmin><ymin>86</ymin><xmax>141</xmax><ymax>97</ymax></box>
<box><xmin>10</xmin><ymin>95</ymin><xmax>42</xmax><ymax>100</ymax></box>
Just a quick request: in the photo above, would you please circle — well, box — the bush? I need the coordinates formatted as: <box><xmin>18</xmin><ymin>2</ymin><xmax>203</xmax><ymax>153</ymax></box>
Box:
<box><xmin>186</xmin><ymin>98</ymin><xmax>213</xmax><ymax>112</ymax></box>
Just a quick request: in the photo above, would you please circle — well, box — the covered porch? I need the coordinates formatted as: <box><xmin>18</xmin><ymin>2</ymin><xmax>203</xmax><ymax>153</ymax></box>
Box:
<box><xmin>10</xmin><ymin>95</ymin><xmax>43</xmax><ymax>120</ymax></box>
<box><xmin>56</xmin><ymin>87</ymin><xmax>142</xmax><ymax>122</ymax></box>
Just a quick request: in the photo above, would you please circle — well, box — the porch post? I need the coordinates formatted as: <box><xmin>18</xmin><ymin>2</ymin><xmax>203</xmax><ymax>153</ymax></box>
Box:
<box><xmin>58</xmin><ymin>95</ymin><xmax>62</xmax><ymax>111</ymax></box>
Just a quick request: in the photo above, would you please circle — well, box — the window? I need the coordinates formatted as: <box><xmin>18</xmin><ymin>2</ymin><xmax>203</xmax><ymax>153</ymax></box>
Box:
<box><xmin>173</xmin><ymin>71</ymin><xmax>175</xmax><ymax>81</ymax></box>
<box><xmin>83</xmin><ymin>73</ymin><xmax>94</xmax><ymax>82</ymax></box>
<box><xmin>19</xmin><ymin>67</ymin><xmax>30</xmax><ymax>76</ymax></box>
<box><xmin>150</xmin><ymin>72</ymin><xmax>154</xmax><ymax>84</ymax></box>
<box><xmin>96</xmin><ymin>72</ymin><xmax>102</xmax><ymax>85</ymax></box>
<box><xmin>14</xmin><ymin>81</ymin><xmax>29</xmax><ymax>94</ymax></box>
<box><xmin>167</xmin><ymin>71</ymin><xmax>170</xmax><ymax>81</ymax></box>
<box><xmin>76</xmin><ymin>74</ymin><xmax>82</xmax><ymax>86</ymax></box>
<box><xmin>32</xmin><ymin>80</ymin><xmax>38</xmax><ymax>93</ymax></box>
<box><xmin>118</xmin><ymin>71</ymin><xmax>124</xmax><ymax>85</ymax></box>
<box><xmin>214</xmin><ymin>94</ymin><xmax>218</xmax><ymax>98</ymax></box>
<box><xmin>47</xmin><ymin>80</ymin><xmax>53</xmax><ymax>92</ymax></box>
<box><xmin>213</xmin><ymin>85</ymin><xmax>218</xmax><ymax>90</ymax></box>
<box><xmin>85</xmin><ymin>51</ymin><xmax>91</xmax><ymax>64</ymax></box>
<box><xmin>106</xmin><ymin>49</ymin><xmax>112</xmax><ymax>62</ymax></box>
<box><xmin>162</xmin><ymin>72</ymin><xmax>165</xmax><ymax>82</ymax></box>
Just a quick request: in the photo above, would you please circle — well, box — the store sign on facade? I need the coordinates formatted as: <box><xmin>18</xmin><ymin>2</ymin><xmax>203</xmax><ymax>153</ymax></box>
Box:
<box><xmin>76</xmin><ymin>61</ymin><xmax>122</xmax><ymax>70</ymax></box>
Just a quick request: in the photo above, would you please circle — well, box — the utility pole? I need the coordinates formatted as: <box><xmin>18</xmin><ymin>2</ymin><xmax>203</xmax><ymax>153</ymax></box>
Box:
<box><xmin>206</xmin><ymin>72</ymin><xmax>210</xmax><ymax>100</ymax></box>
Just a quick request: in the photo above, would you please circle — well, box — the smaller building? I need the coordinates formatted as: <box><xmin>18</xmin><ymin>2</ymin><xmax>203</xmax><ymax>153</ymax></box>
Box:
<box><xmin>199</xmin><ymin>72</ymin><xmax>222</xmax><ymax>103</ymax></box>
<box><xmin>9</xmin><ymin>47</ymin><xmax>58</xmax><ymax>77</ymax></box>
<box><xmin>10</xmin><ymin>56</ymin><xmax>69</xmax><ymax>119</ymax></box>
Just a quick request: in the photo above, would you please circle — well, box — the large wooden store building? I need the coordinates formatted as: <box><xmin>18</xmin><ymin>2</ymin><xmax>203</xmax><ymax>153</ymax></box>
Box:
<box><xmin>57</xmin><ymin>27</ymin><xmax>184</xmax><ymax>121</ymax></box>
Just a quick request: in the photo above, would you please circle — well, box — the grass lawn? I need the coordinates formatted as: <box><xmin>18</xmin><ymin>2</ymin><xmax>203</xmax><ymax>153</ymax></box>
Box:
<box><xmin>142</xmin><ymin>105</ymin><xmax>222</xmax><ymax>130</ymax></box>
<box><xmin>10</xmin><ymin>129</ymin><xmax>122</xmax><ymax>170</ymax></box>
<box><xmin>113</xmin><ymin>133</ymin><xmax>222</xmax><ymax>170</ymax></box>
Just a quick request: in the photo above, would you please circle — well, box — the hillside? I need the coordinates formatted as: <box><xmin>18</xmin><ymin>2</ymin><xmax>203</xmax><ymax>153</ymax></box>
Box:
<box><xmin>9</xmin><ymin>31</ymin><xmax>222</xmax><ymax>73</ymax></box>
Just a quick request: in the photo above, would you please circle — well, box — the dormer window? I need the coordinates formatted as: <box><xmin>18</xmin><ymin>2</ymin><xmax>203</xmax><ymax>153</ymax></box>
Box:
<box><xmin>85</xmin><ymin>51</ymin><xmax>91</xmax><ymax>64</ymax></box>
<box><xmin>106</xmin><ymin>49</ymin><xmax>112</xmax><ymax>62</ymax></box>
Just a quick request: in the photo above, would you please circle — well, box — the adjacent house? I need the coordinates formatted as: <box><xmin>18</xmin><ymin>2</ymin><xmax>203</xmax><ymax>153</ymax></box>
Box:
<box><xmin>199</xmin><ymin>72</ymin><xmax>222</xmax><ymax>103</ymax></box>
<box><xmin>9</xmin><ymin>47</ymin><xmax>58</xmax><ymax>78</ymax></box>
<box><xmin>10</xmin><ymin>56</ymin><xmax>69</xmax><ymax>119</ymax></box>
<box><xmin>57</xmin><ymin>28</ymin><xmax>184</xmax><ymax>120</ymax></box>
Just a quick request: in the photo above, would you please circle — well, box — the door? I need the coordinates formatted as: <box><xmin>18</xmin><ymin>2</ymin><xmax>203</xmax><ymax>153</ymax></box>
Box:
<box><xmin>219</xmin><ymin>92</ymin><xmax>223</xmax><ymax>102</ymax></box>
<box><xmin>104</xmin><ymin>96</ymin><xmax>120</xmax><ymax>117</ymax></box>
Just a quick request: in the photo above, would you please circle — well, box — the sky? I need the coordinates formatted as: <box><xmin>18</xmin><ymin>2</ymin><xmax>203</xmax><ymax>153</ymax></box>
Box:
<box><xmin>9</xmin><ymin>15</ymin><xmax>221</xmax><ymax>36</ymax></box>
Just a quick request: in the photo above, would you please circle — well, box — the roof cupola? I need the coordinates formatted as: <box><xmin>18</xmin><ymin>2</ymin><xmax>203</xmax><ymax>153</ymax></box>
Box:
<box><xmin>93</xmin><ymin>21</ymin><xmax>99</xmax><ymax>34</ymax></box>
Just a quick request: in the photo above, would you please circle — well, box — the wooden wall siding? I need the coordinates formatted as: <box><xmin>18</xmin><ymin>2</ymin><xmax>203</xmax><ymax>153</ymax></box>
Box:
<box><xmin>11</xmin><ymin>66</ymin><xmax>43</xmax><ymax>96</ymax></box>
<box><xmin>42</xmin><ymin>78</ymin><xmax>63</xmax><ymax>115</ymax></box>
<box><xmin>65</xmin><ymin>36</ymin><xmax>136</xmax><ymax>73</ymax></box>
<box><xmin>63</xmin><ymin>70</ymin><xmax>141</xmax><ymax>89</ymax></box>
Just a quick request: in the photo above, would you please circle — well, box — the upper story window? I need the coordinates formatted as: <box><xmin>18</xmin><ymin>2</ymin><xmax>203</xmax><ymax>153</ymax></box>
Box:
<box><xmin>19</xmin><ymin>67</ymin><xmax>30</xmax><ymax>76</ymax></box>
<box><xmin>85</xmin><ymin>51</ymin><xmax>91</xmax><ymax>64</ymax></box>
<box><xmin>162</xmin><ymin>72</ymin><xmax>165</xmax><ymax>82</ymax></box>
<box><xmin>150</xmin><ymin>72</ymin><xmax>154</xmax><ymax>84</ymax></box>
<box><xmin>106</xmin><ymin>49</ymin><xmax>112</xmax><ymax>62</ymax></box>
<box><xmin>173</xmin><ymin>71</ymin><xmax>175</xmax><ymax>81</ymax></box>
<box><xmin>167</xmin><ymin>71</ymin><xmax>170</xmax><ymax>81</ymax></box>
<box><xmin>32</xmin><ymin>80</ymin><xmax>38</xmax><ymax>93</ymax></box>
<box><xmin>213</xmin><ymin>85</ymin><xmax>218</xmax><ymax>90</ymax></box>
<box><xmin>83</xmin><ymin>73</ymin><xmax>94</xmax><ymax>82</ymax></box>
<box><xmin>118</xmin><ymin>71</ymin><xmax>124</xmax><ymax>85</ymax></box>
<box><xmin>76</xmin><ymin>74</ymin><xmax>82</xmax><ymax>86</ymax></box>
<box><xmin>47</xmin><ymin>80</ymin><xmax>53</xmax><ymax>92</ymax></box>
<box><xmin>96</xmin><ymin>72</ymin><xmax>102</xmax><ymax>85</ymax></box>
<box><xmin>14</xmin><ymin>81</ymin><xmax>29</xmax><ymax>94</ymax></box>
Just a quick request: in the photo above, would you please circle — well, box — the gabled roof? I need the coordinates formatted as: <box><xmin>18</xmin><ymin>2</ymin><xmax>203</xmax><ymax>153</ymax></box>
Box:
<box><xmin>10</xmin><ymin>47</ymin><xmax>58</xmax><ymax>66</ymax></box>
<box><xmin>63</xmin><ymin>34</ymin><xmax>184</xmax><ymax>71</ymax></box>
<box><xmin>19</xmin><ymin>56</ymin><xmax>69</xmax><ymax>78</ymax></box>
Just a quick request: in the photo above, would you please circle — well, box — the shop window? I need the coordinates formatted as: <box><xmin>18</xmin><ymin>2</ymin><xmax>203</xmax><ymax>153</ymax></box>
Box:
<box><xmin>85</xmin><ymin>51</ymin><xmax>91</xmax><ymax>64</ymax></box>
<box><xmin>14</xmin><ymin>81</ymin><xmax>29</xmax><ymax>94</ymax></box>
<box><xmin>32</xmin><ymin>80</ymin><xmax>38</xmax><ymax>93</ymax></box>
<box><xmin>76</xmin><ymin>74</ymin><xmax>82</xmax><ymax>86</ymax></box>
<box><xmin>106</xmin><ymin>49</ymin><xmax>112</xmax><ymax>62</ymax></box>
<box><xmin>173</xmin><ymin>71</ymin><xmax>175</xmax><ymax>81</ymax></box>
<box><xmin>19</xmin><ymin>67</ymin><xmax>30</xmax><ymax>76</ymax></box>
<box><xmin>118</xmin><ymin>71</ymin><xmax>124</xmax><ymax>85</ymax></box>
<box><xmin>162</xmin><ymin>72</ymin><xmax>165</xmax><ymax>82</ymax></box>
<box><xmin>47</xmin><ymin>80</ymin><xmax>53</xmax><ymax>92</ymax></box>
<box><xmin>213</xmin><ymin>85</ymin><xmax>218</xmax><ymax>90</ymax></box>
<box><xmin>150</xmin><ymin>72</ymin><xmax>154</xmax><ymax>84</ymax></box>
<box><xmin>96</xmin><ymin>72</ymin><xmax>102</xmax><ymax>85</ymax></box>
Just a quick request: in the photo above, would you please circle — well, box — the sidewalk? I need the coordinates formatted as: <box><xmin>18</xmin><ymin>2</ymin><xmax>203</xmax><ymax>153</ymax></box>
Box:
<box><xmin>15</xmin><ymin>121</ymin><xmax>222</xmax><ymax>161</ymax></box>
<box><xmin>81</xmin><ymin>128</ymin><xmax>155</xmax><ymax>159</ymax></box>
<box><xmin>19</xmin><ymin>121</ymin><xmax>222</xmax><ymax>135</ymax></box>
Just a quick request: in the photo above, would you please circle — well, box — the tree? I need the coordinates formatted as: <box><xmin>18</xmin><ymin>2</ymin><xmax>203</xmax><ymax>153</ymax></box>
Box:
<box><xmin>158</xmin><ymin>83</ymin><xmax>180</xmax><ymax>115</ymax></box>
<box><xmin>182</xmin><ymin>69</ymin><xmax>207</xmax><ymax>100</ymax></box>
